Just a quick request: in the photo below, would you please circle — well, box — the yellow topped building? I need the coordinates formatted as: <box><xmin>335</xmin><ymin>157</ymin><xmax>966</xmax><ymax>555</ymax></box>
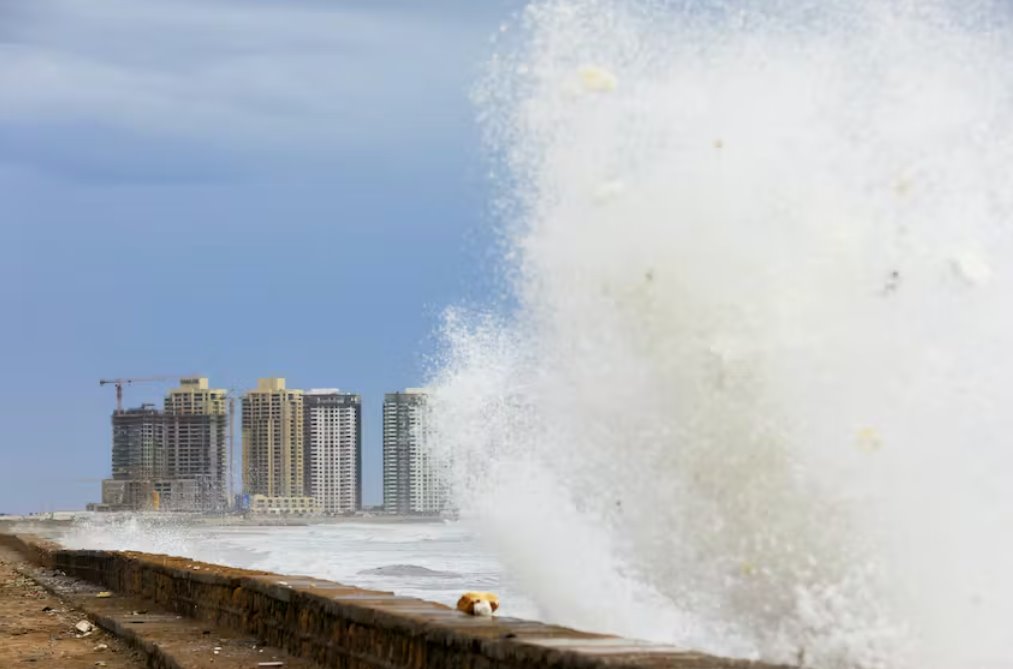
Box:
<box><xmin>165</xmin><ymin>377</ymin><xmax>227</xmax><ymax>416</ymax></box>
<box><xmin>164</xmin><ymin>376</ymin><xmax>229</xmax><ymax>511</ymax></box>
<box><xmin>242</xmin><ymin>378</ymin><xmax>305</xmax><ymax>499</ymax></box>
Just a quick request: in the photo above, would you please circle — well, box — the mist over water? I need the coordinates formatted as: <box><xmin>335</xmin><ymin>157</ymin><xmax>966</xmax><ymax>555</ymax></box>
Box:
<box><xmin>428</xmin><ymin>1</ymin><xmax>1013</xmax><ymax>667</ymax></box>
<box><xmin>54</xmin><ymin>516</ymin><xmax>535</xmax><ymax>617</ymax></box>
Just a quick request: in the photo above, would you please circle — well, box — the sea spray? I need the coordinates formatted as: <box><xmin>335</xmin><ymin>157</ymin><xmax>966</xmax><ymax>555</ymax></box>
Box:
<box><xmin>427</xmin><ymin>1</ymin><xmax>1013</xmax><ymax>667</ymax></box>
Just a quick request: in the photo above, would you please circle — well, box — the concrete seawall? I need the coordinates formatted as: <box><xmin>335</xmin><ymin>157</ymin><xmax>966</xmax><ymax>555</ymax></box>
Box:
<box><xmin>0</xmin><ymin>533</ymin><xmax>784</xmax><ymax>669</ymax></box>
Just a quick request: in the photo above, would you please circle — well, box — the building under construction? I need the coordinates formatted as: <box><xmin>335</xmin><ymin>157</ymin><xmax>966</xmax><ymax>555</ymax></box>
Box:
<box><xmin>102</xmin><ymin>404</ymin><xmax>165</xmax><ymax>510</ymax></box>
<box><xmin>99</xmin><ymin>376</ymin><xmax>230</xmax><ymax>513</ymax></box>
<box><xmin>164</xmin><ymin>377</ymin><xmax>228</xmax><ymax>511</ymax></box>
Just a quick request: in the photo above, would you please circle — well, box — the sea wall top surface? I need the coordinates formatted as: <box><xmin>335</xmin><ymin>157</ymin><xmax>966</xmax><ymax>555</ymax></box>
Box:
<box><xmin>0</xmin><ymin>532</ymin><xmax>784</xmax><ymax>669</ymax></box>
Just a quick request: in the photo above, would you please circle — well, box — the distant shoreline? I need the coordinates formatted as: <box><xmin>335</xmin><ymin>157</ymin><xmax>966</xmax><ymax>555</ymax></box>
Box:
<box><xmin>0</xmin><ymin>512</ymin><xmax>455</xmax><ymax>531</ymax></box>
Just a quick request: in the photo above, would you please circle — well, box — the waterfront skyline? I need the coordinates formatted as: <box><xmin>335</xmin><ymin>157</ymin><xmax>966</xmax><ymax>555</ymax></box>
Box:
<box><xmin>0</xmin><ymin>1</ymin><xmax>520</xmax><ymax>514</ymax></box>
<box><xmin>97</xmin><ymin>376</ymin><xmax>437</xmax><ymax>517</ymax></box>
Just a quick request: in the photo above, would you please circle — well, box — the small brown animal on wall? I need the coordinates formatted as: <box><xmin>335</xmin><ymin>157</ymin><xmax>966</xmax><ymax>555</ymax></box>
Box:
<box><xmin>456</xmin><ymin>591</ymin><xmax>500</xmax><ymax>616</ymax></box>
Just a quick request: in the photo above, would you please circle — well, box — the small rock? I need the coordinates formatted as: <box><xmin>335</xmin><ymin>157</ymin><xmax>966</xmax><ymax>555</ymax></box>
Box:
<box><xmin>75</xmin><ymin>620</ymin><xmax>94</xmax><ymax>634</ymax></box>
<box><xmin>94</xmin><ymin>643</ymin><xmax>109</xmax><ymax>652</ymax></box>
<box><xmin>95</xmin><ymin>591</ymin><xmax>112</xmax><ymax>598</ymax></box>
<box><xmin>42</xmin><ymin>606</ymin><xmax>53</xmax><ymax>612</ymax></box>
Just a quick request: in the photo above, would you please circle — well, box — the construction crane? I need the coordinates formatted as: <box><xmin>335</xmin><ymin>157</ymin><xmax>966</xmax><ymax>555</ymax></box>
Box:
<box><xmin>98</xmin><ymin>375</ymin><xmax>191</xmax><ymax>413</ymax></box>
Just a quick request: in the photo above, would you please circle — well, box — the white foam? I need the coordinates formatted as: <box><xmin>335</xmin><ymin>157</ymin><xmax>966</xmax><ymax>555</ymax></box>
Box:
<box><xmin>429</xmin><ymin>2</ymin><xmax>1013</xmax><ymax>667</ymax></box>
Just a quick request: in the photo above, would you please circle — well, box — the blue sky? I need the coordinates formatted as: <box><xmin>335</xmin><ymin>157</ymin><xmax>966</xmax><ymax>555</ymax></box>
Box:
<box><xmin>0</xmin><ymin>0</ymin><xmax>521</xmax><ymax>513</ymax></box>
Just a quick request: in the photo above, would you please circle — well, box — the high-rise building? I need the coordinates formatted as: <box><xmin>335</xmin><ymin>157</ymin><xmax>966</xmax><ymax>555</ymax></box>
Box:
<box><xmin>109</xmin><ymin>404</ymin><xmax>164</xmax><ymax>481</ymax></box>
<box><xmin>99</xmin><ymin>377</ymin><xmax>232</xmax><ymax>513</ymax></box>
<box><xmin>382</xmin><ymin>389</ymin><xmax>445</xmax><ymax>515</ymax></box>
<box><xmin>163</xmin><ymin>377</ymin><xmax>228</xmax><ymax>512</ymax></box>
<box><xmin>304</xmin><ymin>390</ymin><xmax>362</xmax><ymax>514</ymax></box>
<box><xmin>102</xmin><ymin>404</ymin><xmax>165</xmax><ymax>510</ymax></box>
<box><xmin>242</xmin><ymin>378</ymin><xmax>305</xmax><ymax>499</ymax></box>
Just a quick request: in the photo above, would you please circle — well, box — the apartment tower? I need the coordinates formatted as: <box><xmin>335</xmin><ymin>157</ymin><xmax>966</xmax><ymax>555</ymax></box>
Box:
<box><xmin>163</xmin><ymin>377</ymin><xmax>228</xmax><ymax>511</ymax></box>
<box><xmin>304</xmin><ymin>390</ymin><xmax>362</xmax><ymax>514</ymax></box>
<box><xmin>382</xmin><ymin>388</ymin><xmax>444</xmax><ymax>515</ymax></box>
<box><xmin>242</xmin><ymin>378</ymin><xmax>305</xmax><ymax>498</ymax></box>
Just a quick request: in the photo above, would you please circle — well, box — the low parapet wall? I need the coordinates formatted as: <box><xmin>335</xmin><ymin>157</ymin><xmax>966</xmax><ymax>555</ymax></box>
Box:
<box><xmin>0</xmin><ymin>532</ymin><xmax>59</xmax><ymax>568</ymax></box>
<box><xmin>1</xmin><ymin>533</ymin><xmax>779</xmax><ymax>669</ymax></box>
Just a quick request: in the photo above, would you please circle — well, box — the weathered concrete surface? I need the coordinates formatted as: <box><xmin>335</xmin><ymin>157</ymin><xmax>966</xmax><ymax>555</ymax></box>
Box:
<box><xmin>0</xmin><ymin>543</ymin><xmax>145</xmax><ymax>668</ymax></box>
<box><xmin>1</xmin><ymin>537</ymin><xmax>323</xmax><ymax>669</ymax></box>
<box><xmin>1</xmin><ymin>532</ymin><xmax>788</xmax><ymax>669</ymax></box>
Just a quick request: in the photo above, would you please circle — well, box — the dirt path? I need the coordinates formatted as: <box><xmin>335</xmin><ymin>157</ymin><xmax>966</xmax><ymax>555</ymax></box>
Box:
<box><xmin>0</xmin><ymin>549</ymin><xmax>145</xmax><ymax>667</ymax></box>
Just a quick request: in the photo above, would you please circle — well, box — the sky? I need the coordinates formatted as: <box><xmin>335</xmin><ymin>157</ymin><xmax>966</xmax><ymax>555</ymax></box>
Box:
<box><xmin>0</xmin><ymin>0</ymin><xmax>522</xmax><ymax>513</ymax></box>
